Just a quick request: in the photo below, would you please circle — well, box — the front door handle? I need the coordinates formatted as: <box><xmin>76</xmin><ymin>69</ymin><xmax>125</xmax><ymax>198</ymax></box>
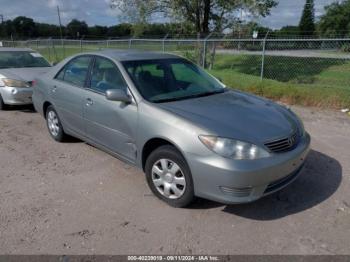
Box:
<box><xmin>86</xmin><ymin>98</ymin><xmax>93</xmax><ymax>106</ymax></box>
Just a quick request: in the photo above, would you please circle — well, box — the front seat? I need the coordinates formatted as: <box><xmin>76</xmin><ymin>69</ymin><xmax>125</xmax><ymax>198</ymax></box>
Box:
<box><xmin>137</xmin><ymin>71</ymin><xmax>159</xmax><ymax>98</ymax></box>
<box><xmin>96</xmin><ymin>68</ymin><xmax>125</xmax><ymax>92</ymax></box>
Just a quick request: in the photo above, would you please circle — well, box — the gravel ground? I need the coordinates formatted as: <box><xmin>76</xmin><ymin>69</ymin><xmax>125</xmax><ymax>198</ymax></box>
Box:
<box><xmin>0</xmin><ymin>105</ymin><xmax>349</xmax><ymax>255</ymax></box>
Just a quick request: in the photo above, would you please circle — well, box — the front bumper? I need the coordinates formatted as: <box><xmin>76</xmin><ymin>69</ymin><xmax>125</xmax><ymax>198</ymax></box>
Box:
<box><xmin>186</xmin><ymin>133</ymin><xmax>311</xmax><ymax>204</ymax></box>
<box><xmin>0</xmin><ymin>86</ymin><xmax>33</xmax><ymax>105</ymax></box>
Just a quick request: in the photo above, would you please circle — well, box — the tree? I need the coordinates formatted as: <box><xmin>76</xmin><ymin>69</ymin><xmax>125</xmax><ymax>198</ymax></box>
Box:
<box><xmin>275</xmin><ymin>25</ymin><xmax>300</xmax><ymax>37</ymax></box>
<box><xmin>243</xmin><ymin>21</ymin><xmax>271</xmax><ymax>38</ymax></box>
<box><xmin>109</xmin><ymin>0</ymin><xmax>278</xmax><ymax>35</ymax></box>
<box><xmin>107</xmin><ymin>23</ymin><xmax>133</xmax><ymax>37</ymax></box>
<box><xmin>12</xmin><ymin>16</ymin><xmax>37</xmax><ymax>39</ymax></box>
<box><xmin>36</xmin><ymin>23</ymin><xmax>62</xmax><ymax>38</ymax></box>
<box><xmin>319</xmin><ymin>0</ymin><xmax>350</xmax><ymax>37</ymax></box>
<box><xmin>0</xmin><ymin>20</ymin><xmax>12</xmax><ymax>39</ymax></box>
<box><xmin>298</xmin><ymin>0</ymin><xmax>315</xmax><ymax>36</ymax></box>
<box><xmin>66</xmin><ymin>19</ymin><xmax>88</xmax><ymax>38</ymax></box>
<box><xmin>89</xmin><ymin>25</ymin><xmax>109</xmax><ymax>38</ymax></box>
<box><xmin>132</xmin><ymin>23</ymin><xmax>169</xmax><ymax>37</ymax></box>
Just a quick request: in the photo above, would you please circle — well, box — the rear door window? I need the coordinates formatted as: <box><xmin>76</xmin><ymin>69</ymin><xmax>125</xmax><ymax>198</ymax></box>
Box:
<box><xmin>55</xmin><ymin>56</ymin><xmax>92</xmax><ymax>87</ymax></box>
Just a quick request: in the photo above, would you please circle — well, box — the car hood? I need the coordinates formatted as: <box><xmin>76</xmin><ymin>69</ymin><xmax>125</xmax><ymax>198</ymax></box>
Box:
<box><xmin>157</xmin><ymin>90</ymin><xmax>298</xmax><ymax>144</ymax></box>
<box><xmin>0</xmin><ymin>67</ymin><xmax>50</xmax><ymax>82</ymax></box>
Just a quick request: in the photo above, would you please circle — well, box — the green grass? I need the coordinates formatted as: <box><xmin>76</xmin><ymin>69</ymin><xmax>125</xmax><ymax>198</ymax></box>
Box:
<box><xmin>210</xmin><ymin>69</ymin><xmax>350</xmax><ymax>109</ymax></box>
<box><xmin>212</xmin><ymin>54</ymin><xmax>350</xmax><ymax>89</ymax></box>
<box><xmin>209</xmin><ymin>54</ymin><xmax>350</xmax><ymax>108</ymax></box>
<box><xmin>30</xmin><ymin>45</ymin><xmax>350</xmax><ymax>109</ymax></box>
<box><xmin>32</xmin><ymin>46</ymin><xmax>106</xmax><ymax>63</ymax></box>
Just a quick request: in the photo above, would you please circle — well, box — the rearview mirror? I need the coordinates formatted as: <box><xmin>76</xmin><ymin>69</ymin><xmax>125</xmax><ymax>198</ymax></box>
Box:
<box><xmin>106</xmin><ymin>89</ymin><xmax>132</xmax><ymax>103</ymax></box>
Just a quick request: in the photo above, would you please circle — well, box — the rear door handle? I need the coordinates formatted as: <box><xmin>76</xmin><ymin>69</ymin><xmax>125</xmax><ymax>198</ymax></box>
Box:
<box><xmin>86</xmin><ymin>98</ymin><xmax>93</xmax><ymax>106</ymax></box>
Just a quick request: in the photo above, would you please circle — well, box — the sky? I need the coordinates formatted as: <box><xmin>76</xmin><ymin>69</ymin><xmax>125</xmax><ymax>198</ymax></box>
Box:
<box><xmin>0</xmin><ymin>0</ymin><xmax>337</xmax><ymax>29</ymax></box>
<box><xmin>259</xmin><ymin>0</ymin><xmax>335</xmax><ymax>29</ymax></box>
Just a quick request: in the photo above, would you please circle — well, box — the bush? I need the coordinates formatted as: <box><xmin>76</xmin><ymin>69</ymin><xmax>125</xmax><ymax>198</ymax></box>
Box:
<box><xmin>290</xmin><ymin>76</ymin><xmax>316</xmax><ymax>84</ymax></box>
<box><xmin>181</xmin><ymin>50</ymin><xmax>200</xmax><ymax>64</ymax></box>
<box><xmin>341</xmin><ymin>44</ymin><xmax>350</xmax><ymax>52</ymax></box>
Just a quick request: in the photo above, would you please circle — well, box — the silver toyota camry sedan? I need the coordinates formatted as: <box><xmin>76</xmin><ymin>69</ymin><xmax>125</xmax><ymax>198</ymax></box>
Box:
<box><xmin>0</xmin><ymin>48</ymin><xmax>51</xmax><ymax>110</ymax></box>
<box><xmin>33</xmin><ymin>50</ymin><xmax>310</xmax><ymax>207</ymax></box>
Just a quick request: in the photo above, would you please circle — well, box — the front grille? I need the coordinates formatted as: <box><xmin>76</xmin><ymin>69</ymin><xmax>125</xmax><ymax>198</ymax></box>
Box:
<box><xmin>264</xmin><ymin>131</ymin><xmax>299</xmax><ymax>153</ymax></box>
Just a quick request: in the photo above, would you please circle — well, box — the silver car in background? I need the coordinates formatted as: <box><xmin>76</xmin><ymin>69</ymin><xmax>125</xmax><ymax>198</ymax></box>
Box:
<box><xmin>33</xmin><ymin>50</ymin><xmax>310</xmax><ymax>207</ymax></box>
<box><xmin>0</xmin><ymin>48</ymin><xmax>51</xmax><ymax>110</ymax></box>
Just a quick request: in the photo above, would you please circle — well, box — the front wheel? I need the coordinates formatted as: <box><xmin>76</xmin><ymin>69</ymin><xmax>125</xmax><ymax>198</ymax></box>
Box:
<box><xmin>145</xmin><ymin>145</ymin><xmax>195</xmax><ymax>207</ymax></box>
<box><xmin>46</xmin><ymin>105</ymin><xmax>67</xmax><ymax>142</ymax></box>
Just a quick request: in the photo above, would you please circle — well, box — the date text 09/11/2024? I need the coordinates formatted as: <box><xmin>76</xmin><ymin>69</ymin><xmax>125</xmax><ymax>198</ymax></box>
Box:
<box><xmin>127</xmin><ymin>255</ymin><xmax>220</xmax><ymax>261</ymax></box>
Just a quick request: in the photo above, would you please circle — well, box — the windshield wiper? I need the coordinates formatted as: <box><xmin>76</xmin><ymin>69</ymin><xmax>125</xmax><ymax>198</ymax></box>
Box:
<box><xmin>185</xmin><ymin>89</ymin><xmax>226</xmax><ymax>99</ymax></box>
<box><xmin>152</xmin><ymin>97</ymin><xmax>185</xmax><ymax>103</ymax></box>
<box><xmin>153</xmin><ymin>89</ymin><xmax>226</xmax><ymax>103</ymax></box>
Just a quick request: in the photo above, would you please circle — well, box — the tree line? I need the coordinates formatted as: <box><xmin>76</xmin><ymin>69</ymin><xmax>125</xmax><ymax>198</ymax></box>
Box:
<box><xmin>1</xmin><ymin>0</ymin><xmax>350</xmax><ymax>40</ymax></box>
<box><xmin>0</xmin><ymin>17</ymin><xmax>191</xmax><ymax>40</ymax></box>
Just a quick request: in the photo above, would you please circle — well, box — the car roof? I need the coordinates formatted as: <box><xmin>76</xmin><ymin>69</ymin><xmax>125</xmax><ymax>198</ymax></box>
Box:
<box><xmin>0</xmin><ymin>47</ymin><xmax>34</xmax><ymax>52</ymax></box>
<box><xmin>86</xmin><ymin>49</ymin><xmax>181</xmax><ymax>61</ymax></box>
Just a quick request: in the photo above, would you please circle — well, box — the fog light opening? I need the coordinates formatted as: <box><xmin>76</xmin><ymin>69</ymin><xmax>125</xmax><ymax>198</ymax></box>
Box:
<box><xmin>219</xmin><ymin>186</ymin><xmax>252</xmax><ymax>197</ymax></box>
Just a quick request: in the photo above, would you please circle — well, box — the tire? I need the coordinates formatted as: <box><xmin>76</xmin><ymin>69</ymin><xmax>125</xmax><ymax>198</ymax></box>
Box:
<box><xmin>145</xmin><ymin>145</ymin><xmax>195</xmax><ymax>207</ymax></box>
<box><xmin>0</xmin><ymin>94</ymin><xmax>6</xmax><ymax>110</ymax></box>
<box><xmin>46</xmin><ymin>105</ymin><xmax>67</xmax><ymax>142</ymax></box>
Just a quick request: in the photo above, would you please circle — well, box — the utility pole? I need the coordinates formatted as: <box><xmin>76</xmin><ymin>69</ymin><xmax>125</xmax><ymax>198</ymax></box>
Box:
<box><xmin>57</xmin><ymin>6</ymin><xmax>63</xmax><ymax>41</ymax></box>
<box><xmin>0</xmin><ymin>14</ymin><xmax>4</xmax><ymax>42</ymax></box>
<box><xmin>57</xmin><ymin>5</ymin><xmax>65</xmax><ymax>57</ymax></box>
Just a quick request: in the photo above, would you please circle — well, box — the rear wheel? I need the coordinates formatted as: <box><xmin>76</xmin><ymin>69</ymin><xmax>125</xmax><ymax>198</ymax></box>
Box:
<box><xmin>0</xmin><ymin>95</ymin><xmax>6</xmax><ymax>110</ymax></box>
<box><xmin>145</xmin><ymin>145</ymin><xmax>195</xmax><ymax>207</ymax></box>
<box><xmin>46</xmin><ymin>105</ymin><xmax>67</xmax><ymax>142</ymax></box>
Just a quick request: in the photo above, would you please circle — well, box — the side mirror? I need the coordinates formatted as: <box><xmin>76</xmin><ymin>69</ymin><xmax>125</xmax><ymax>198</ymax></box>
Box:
<box><xmin>106</xmin><ymin>89</ymin><xmax>132</xmax><ymax>103</ymax></box>
<box><xmin>51</xmin><ymin>61</ymin><xmax>58</xmax><ymax>66</ymax></box>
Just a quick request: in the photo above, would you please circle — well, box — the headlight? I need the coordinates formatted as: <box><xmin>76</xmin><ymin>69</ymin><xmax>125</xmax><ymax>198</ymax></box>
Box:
<box><xmin>1</xmin><ymin>78</ymin><xmax>31</xmax><ymax>88</ymax></box>
<box><xmin>199</xmin><ymin>135</ymin><xmax>270</xmax><ymax>160</ymax></box>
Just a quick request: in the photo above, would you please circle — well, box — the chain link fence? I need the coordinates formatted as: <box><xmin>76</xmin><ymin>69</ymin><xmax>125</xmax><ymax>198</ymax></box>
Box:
<box><xmin>1</xmin><ymin>37</ymin><xmax>350</xmax><ymax>89</ymax></box>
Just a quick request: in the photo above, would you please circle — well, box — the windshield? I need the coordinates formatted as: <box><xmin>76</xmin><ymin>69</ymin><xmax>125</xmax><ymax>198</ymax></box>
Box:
<box><xmin>122</xmin><ymin>58</ymin><xmax>225</xmax><ymax>103</ymax></box>
<box><xmin>0</xmin><ymin>51</ymin><xmax>51</xmax><ymax>69</ymax></box>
